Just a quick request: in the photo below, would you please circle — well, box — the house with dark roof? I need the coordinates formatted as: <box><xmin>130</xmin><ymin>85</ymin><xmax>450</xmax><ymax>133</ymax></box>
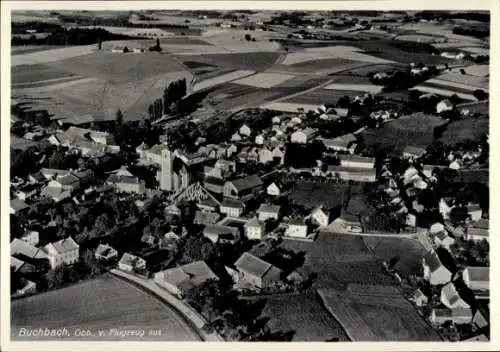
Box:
<box><xmin>223</xmin><ymin>175</ymin><xmax>264</xmax><ymax>200</ymax></box>
<box><xmin>44</xmin><ymin>237</ymin><xmax>79</xmax><ymax>268</ymax></box>
<box><xmin>203</xmin><ymin>225</ymin><xmax>239</xmax><ymax>244</ymax></box>
<box><xmin>220</xmin><ymin>198</ymin><xmax>245</xmax><ymax>218</ymax></box>
<box><xmin>257</xmin><ymin>204</ymin><xmax>281</xmax><ymax>222</ymax></box>
<box><xmin>154</xmin><ymin>261</ymin><xmax>219</xmax><ymax>298</ymax></box>
<box><xmin>234</xmin><ymin>252</ymin><xmax>282</xmax><ymax>289</ymax></box>
<box><xmin>422</xmin><ymin>250</ymin><xmax>453</xmax><ymax>286</ymax></box>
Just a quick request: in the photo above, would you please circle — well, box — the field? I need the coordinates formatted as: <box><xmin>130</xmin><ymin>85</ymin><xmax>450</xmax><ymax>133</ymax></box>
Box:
<box><xmin>438</xmin><ymin>117</ymin><xmax>489</xmax><ymax>145</ymax></box>
<box><xmin>318</xmin><ymin>287</ymin><xmax>441</xmax><ymax>341</ymax></box>
<box><xmin>283</xmin><ymin>89</ymin><xmax>361</xmax><ymax>106</ymax></box>
<box><xmin>360</xmin><ymin>113</ymin><xmax>448</xmax><ymax>155</ymax></box>
<box><xmin>11</xmin><ymin>45</ymin><xmax>65</xmax><ymax>55</ymax></box>
<box><xmin>362</xmin><ymin>236</ymin><xmax>428</xmax><ymax>278</ymax></box>
<box><xmin>324</xmin><ymin>83</ymin><xmax>382</xmax><ymax>94</ymax></box>
<box><xmin>232</xmin><ymin>72</ymin><xmax>295</xmax><ymax>88</ymax></box>
<box><xmin>11</xmin><ymin>275</ymin><xmax>201</xmax><ymax>341</ymax></box>
<box><xmin>260</xmin><ymin>293</ymin><xmax>350</xmax><ymax>341</ymax></box>
<box><xmin>182</xmin><ymin>51</ymin><xmax>282</xmax><ymax>71</ymax></box>
<box><xmin>12</xmin><ymin>64</ymin><xmax>81</xmax><ymax>86</ymax></box>
<box><xmin>280</xmin><ymin>233</ymin><xmax>395</xmax><ymax>290</ymax></box>
<box><xmin>260</xmin><ymin>101</ymin><xmax>319</xmax><ymax>113</ymax></box>
<box><xmin>394</xmin><ymin>34</ymin><xmax>446</xmax><ymax>43</ymax></box>
<box><xmin>11</xmin><ymin>45</ymin><xmax>96</xmax><ymax>66</ymax></box>
<box><xmin>192</xmin><ymin>70</ymin><xmax>254</xmax><ymax>92</ymax></box>
<box><xmin>281</xmin><ymin>46</ymin><xmax>395</xmax><ymax>66</ymax></box>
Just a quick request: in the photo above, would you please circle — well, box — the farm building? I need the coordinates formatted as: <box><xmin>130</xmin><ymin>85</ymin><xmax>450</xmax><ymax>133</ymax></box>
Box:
<box><xmin>267</xmin><ymin>182</ymin><xmax>282</xmax><ymax>196</ymax></box>
<box><xmin>327</xmin><ymin>166</ymin><xmax>377</xmax><ymax>182</ymax></box>
<box><xmin>430</xmin><ymin>308</ymin><xmax>473</xmax><ymax>326</ymax></box>
<box><xmin>259</xmin><ymin>148</ymin><xmax>274</xmax><ymax>164</ymax></box>
<box><xmin>234</xmin><ymin>252</ymin><xmax>282</xmax><ymax>289</ymax></box>
<box><xmin>462</xmin><ymin>266</ymin><xmax>489</xmax><ymax>297</ymax></box>
<box><xmin>291</xmin><ymin>128</ymin><xmax>318</xmax><ymax>144</ymax></box>
<box><xmin>11</xmin><ymin>238</ymin><xmax>49</xmax><ymax>264</ymax></box>
<box><xmin>118</xmin><ymin>253</ymin><xmax>146</xmax><ymax>272</ymax></box>
<box><xmin>154</xmin><ymin>261</ymin><xmax>219</xmax><ymax>298</ymax></box>
<box><xmin>40</xmin><ymin>186</ymin><xmax>72</xmax><ymax>203</ymax></box>
<box><xmin>422</xmin><ymin>250</ymin><xmax>453</xmax><ymax>286</ymax></box>
<box><xmin>338</xmin><ymin>155</ymin><xmax>375</xmax><ymax>169</ymax></box>
<box><xmin>44</xmin><ymin>237</ymin><xmax>79</xmax><ymax>269</ymax></box>
<box><xmin>320</xmin><ymin>134</ymin><xmax>357</xmax><ymax>153</ymax></box>
<box><xmin>244</xmin><ymin>217</ymin><xmax>265</xmax><ymax>240</ymax></box>
<box><xmin>223</xmin><ymin>175</ymin><xmax>264</xmax><ymax>200</ymax></box>
<box><xmin>309</xmin><ymin>206</ymin><xmax>330</xmax><ymax>228</ymax></box>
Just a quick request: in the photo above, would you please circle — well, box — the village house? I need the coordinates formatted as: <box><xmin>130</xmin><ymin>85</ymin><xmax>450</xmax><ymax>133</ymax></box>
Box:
<box><xmin>231</xmin><ymin>132</ymin><xmax>242</xmax><ymax>142</ymax></box>
<box><xmin>466</xmin><ymin>219</ymin><xmax>489</xmax><ymax>242</ymax></box>
<box><xmin>137</xmin><ymin>143</ymin><xmax>164</xmax><ymax>165</ymax></box>
<box><xmin>193</xmin><ymin>210</ymin><xmax>221</xmax><ymax>226</ymax></box>
<box><xmin>154</xmin><ymin>261</ymin><xmax>219</xmax><ymax>298</ymax></box>
<box><xmin>472</xmin><ymin>307</ymin><xmax>489</xmax><ymax>332</ymax></box>
<box><xmin>220</xmin><ymin>198</ymin><xmax>245</xmax><ymax>218</ymax></box>
<box><xmin>11</xmin><ymin>238</ymin><xmax>49</xmax><ymax>269</ymax></box>
<box><xmin>462</xmin><ymin>266</ymin><xmax>489</xmax><ymax>298</ymax></box>
<box><xmin>223</xmin><ymin>175</ymin><xmax>264</xmax><ymax>201</ymax></box>
<box><xmin>408</xmin><ymin>288</ymin><xmax>429</xmax><ymax>307</ymax></box>
<box><xmin>106</xmin><ymin>174</ymin><xmax>146</xmax><ymax>194</ymax></box>
<box><xmin>44</xmin><ymin>237</ymin><xmax>79</xmax><ymax>269</ymax></box>
<box><xmin>203</xmin><ymin>225</ymin><xmax>239</xmax><ymax>244</ymax></box>
<box><xmin>234</xmin><ymin>252</ymin><xmax>283</xmax><ymax>289</ymax></box>
<box><xmin>436</xmin><ymin>99</ymin><xmax>454</xmax><ymax>114</ymax></box>
<box><xmin>422</xmin><ymin>250</ymin><xmax>453</xmax><ymax>286</ymax></box>
<box><xmin>320</xmin><ymin>133</ymin><xmax>357</xmax><ymax>153</ymax></box>
<box><xmin>430</xmin><ymin>308</ymin><xmax>473</xmax><ymax>326</ymax></box>
<box><xmin>255</xmin><ymin>134</ymin><xmax>265</xmax><ymax>145</ymax></box>
<box><xmin>285</xmin><ymin>220</ymin><xmax>308</xmax><ymax>238</ymax></box>
<box><xmin>94</xmin><ymin>243</ymin><xmax>118</xmax><ymax>262</ymax></box>
<box><xmin>238</xmin><ymin>146</ymin><xmax>259</xmax><ymax>163</ymax></box>
<box><xmin>327</xmin><ymin>166</ymin><xmax>377</xmax><ymax>183</ymax></box>
<box><xmin>14</xmin><ymin>183</ymin><xmax>39</xmax><ymax>202</ymax></box>
<box><xmin>258</xmin><ymin>148</ymin><xmax>274</xmax><ymax>164</ymax></box>
<box><xmin>244</xmin><ymin>217</ymin><xmax>265</xmax><ymax>240</ymax></box>
<box><xmin>47</xmin><ymin>173</ymin><xmax>80</xmax><ymax>192</ymax></box>
<box><xmin>440</xmin><ymin>282</ymin><xmax>470</xmax><ymax>309</ymax></box>
<box><xmin>257</xmin><ymin>204</ymin><xmax>281</xmax><ymax>222</ymax></box>
<box><xmin>309</xmin><ymin>206</ymin><xmax>330</xmax><ymax>228</ymax></box>
<box><xmin>239</xmin><ymin>124</ymin><xmax>252</xmax><ymax>137</ymax></box>
<box><xmin>40</xmin><ymin>186</ymin><xmax>72</xmax><ymax>203</ymax></box>
<box><xmin>272</xmin><ymin>147</ymin><xmax>285</xmax><ymax>165</ymax></box>
<box><xmin>10</xmin><ymin>198</ymin><xmax>29</xmax><ymax>215</ymax></box>
<box><xmin>290</xmin><ymin>128</ymin><xmax>318</xmax><ymax>144</ymax></box>
<box><xmin>215</xmin><ymin>159</ymin><xmax>236</xmax><ymax>173</ymax></box>
<box><xmin>267</xmin><ymin>182</ymin><xmax>282</xmax><ymax>196</ymax></box>
<box><xmin>403</xmin><ymin>146</ymin><xmax>426</xmax><ymax>160</ymax></box>
<box><xmin>467</xmin><ymin>204</ymin><xmax>483</xmax><ymax>222</ymax></box>
<box><xmin>339</xmin><ymin>155</ymin><xmax>375</xmax><ymax>169</ymax></box>
<box><xmin>20</xmin><ymin>230</ymin><xmax>39</xmax><ymax>246</ymax></box>
<box><xmin>449</xmin><ymin>159</ymin><xmax>463</xmax><ymax>170</ymax></box>
<box><xmin>118</xmin><ymin>253</ymin><xmax>146</xmax><ymax>273</ymax></box>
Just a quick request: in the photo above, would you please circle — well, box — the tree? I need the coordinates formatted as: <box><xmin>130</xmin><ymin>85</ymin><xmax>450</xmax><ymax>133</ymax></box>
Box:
<box><xmin>449</xmin><ymin>206</ymin><xmax>468</xmax><ymax>225</ymax></box>
<box><xmin>94</xmin><ymin>213</ymin><xmax>114</xmax><ymax>236</ymax></box>
<box><xmin>244</xmin><ymin>34</ymin><xmax>251</xmax><ymax>41</ymax></box>
<box><xmin>473</xmin><ymin>89</ymin><xmax>488</xmax><ymax>101</ymax></box>
<box><xmin>156</xmin><ymin>37</ymin><xmax>160</xmax><ymax>48</ymax></box>
<box><xmin>116</xmin><ymin>109</ymin><xmax>124</xmax><ymax>125</ymax></box>
<box><xmin>46</xmin><ymin>266</ymin><xmax>65</xmax><ymax>289</ymax></box>
<box><xmin>82</xmin><ymin>249</ymin><xmax>101</xmax><ymax>277</ymax></box>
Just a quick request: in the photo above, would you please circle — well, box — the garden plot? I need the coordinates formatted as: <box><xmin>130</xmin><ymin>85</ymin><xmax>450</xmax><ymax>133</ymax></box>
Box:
<box><xmin>281</xmin><ymin>46</ymin><xmax>395</xmax><ymax>66</ymax></box>
<box><xmin>232</xmin><ymin>72</ymin><xmax>295</xmax><ymax>88</ymax></box>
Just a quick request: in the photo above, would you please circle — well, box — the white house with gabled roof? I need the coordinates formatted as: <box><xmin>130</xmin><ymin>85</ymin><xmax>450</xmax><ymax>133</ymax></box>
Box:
<box><xmin>44</xmin><ymin>237</ymin><xmax>79</xmax><ymax>268</ymax></box>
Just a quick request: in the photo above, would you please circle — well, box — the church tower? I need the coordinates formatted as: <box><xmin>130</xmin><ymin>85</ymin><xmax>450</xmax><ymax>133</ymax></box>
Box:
<box><xmin>160</xmin><ymin>148</ymin><xmax>173</xmax><ymax>191</ymax></box>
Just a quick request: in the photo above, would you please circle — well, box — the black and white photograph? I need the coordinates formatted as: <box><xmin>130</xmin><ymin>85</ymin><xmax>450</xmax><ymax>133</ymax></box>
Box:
<box><xmin>3</xmin><ymin>1</ymin><xmax>494</xmax><ymax>348</ymax></box>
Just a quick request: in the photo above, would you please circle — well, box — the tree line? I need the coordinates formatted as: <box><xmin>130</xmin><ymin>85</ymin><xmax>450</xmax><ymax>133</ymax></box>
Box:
<box><xmin>12</xmin><ymin>27</ymin><xmax>140</xmax><ymax>46</ymax></box>
<box><xmin>147</xmin><ymin>78</ymin><xmax>188</xmax><ymax>119</ymax></box>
